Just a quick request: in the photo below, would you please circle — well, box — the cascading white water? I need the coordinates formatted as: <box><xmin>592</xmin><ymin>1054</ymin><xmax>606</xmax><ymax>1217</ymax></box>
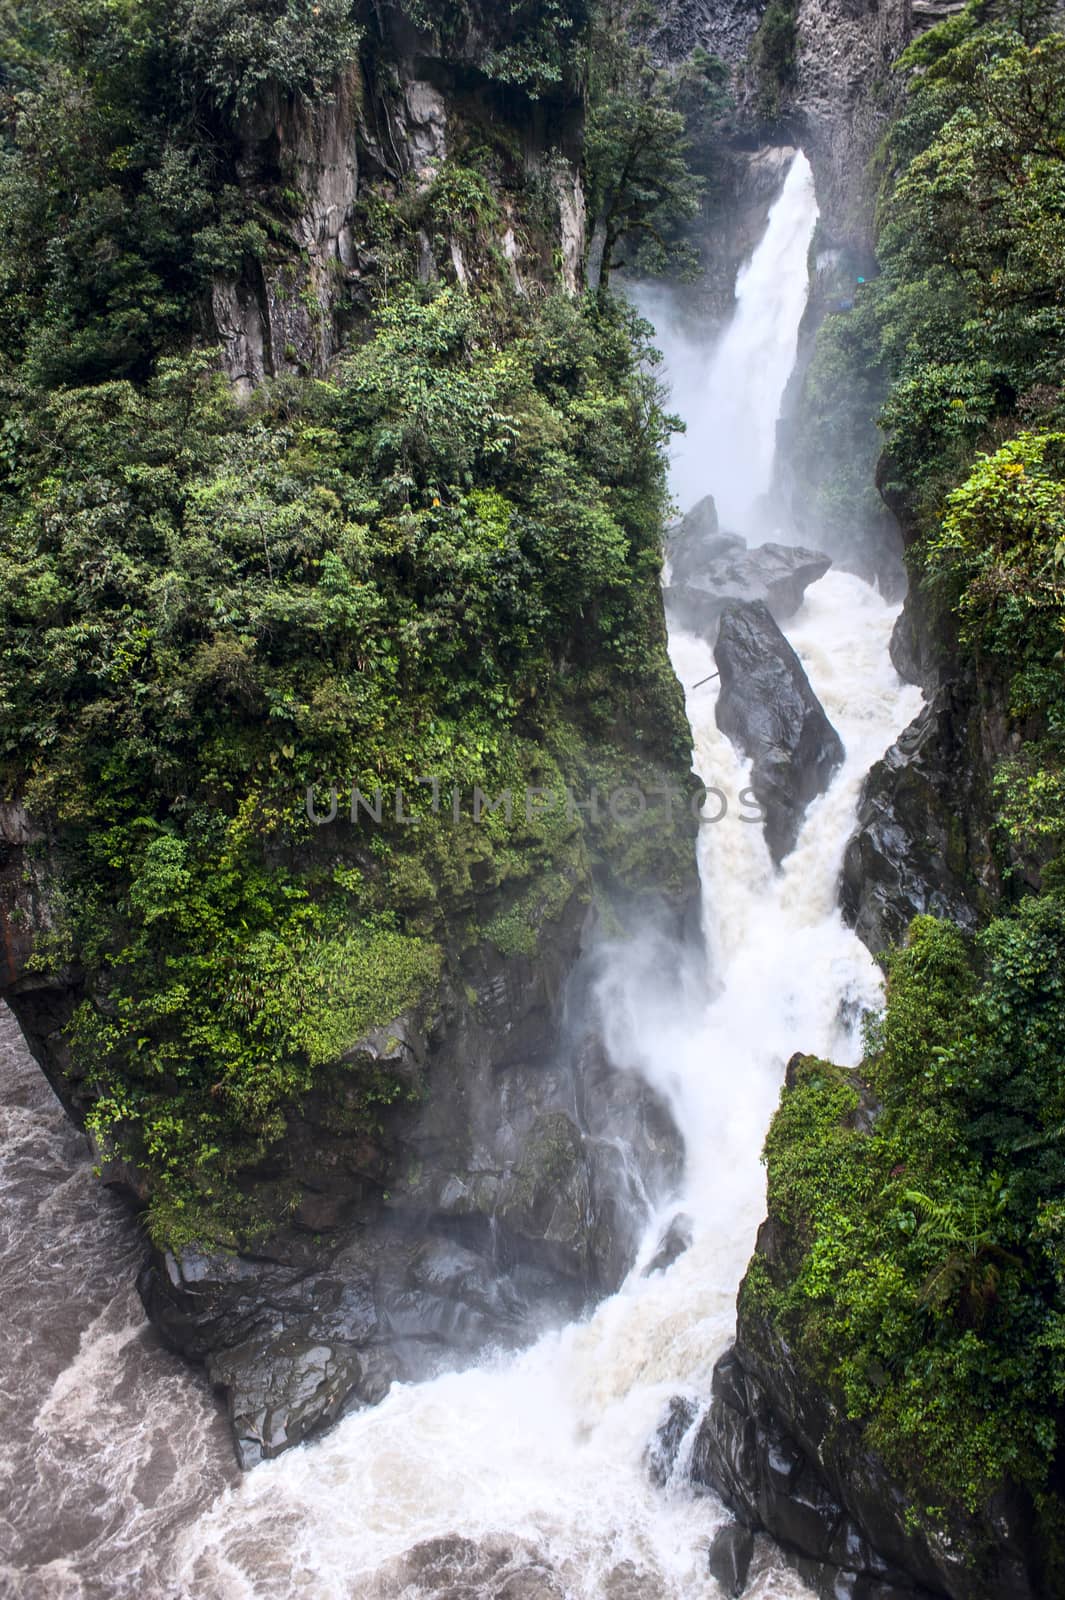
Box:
<box><xmin>159</xmin><ymin>155</ymin><xmax>922</xmax><ymax>1598</ymax></box>
<box><xmin>642</xmin><ymin>152</ymin><xmax>819</xmax><ymax>532</ymax></box>
<box><xmin>0</xmin><ymin>152</ymin><xmax>924</xmax><ymax>1600</ymax></box>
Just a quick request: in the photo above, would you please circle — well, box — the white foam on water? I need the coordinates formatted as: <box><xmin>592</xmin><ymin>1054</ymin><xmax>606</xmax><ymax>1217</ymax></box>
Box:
<box><xmin>2</xmin><ymin>151</ymin><xmax>924</xmax><ymax>1600</ymax></box>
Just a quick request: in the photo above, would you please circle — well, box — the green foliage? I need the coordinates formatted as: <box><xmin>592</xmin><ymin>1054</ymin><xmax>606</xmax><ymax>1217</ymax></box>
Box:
<box><xmin>584</xmin><ymin>2</ymin><xmax>728</xmax><ymax>289</ymax></box>
<box><xmin>757</xmin><ymin>909</ymin><xmax>1065</xmax><ymax>1540</ymax></box>
<box><xmin>173</xmin><ymin>0</ymin><xmax>362</xmax><ymax>113</ymax></box>
<box><xmin>0</xmin><ymin>281</ymin><xmax>689</xmax><ymax>1244</ymax></box>
<box><xmin>749</xmin><ymin>0</ymin><xmax>798</xmax><ymax>115</ymax></box>
<box><xmin>869</xmin><ymin>20</ymin><xmax>1065</xmax><ymax>507</ymax></box>
<box><xmin>0</xmin><ymin>0</ymin><xmax>352</xmax><ymax>384</ymax></box>
<box><xmin>920</xmin><ymin>434</ymin><xmax>1065</xmax><ymax>857</ymax></box>
<box><xmin>397</xmin><ymin>0</ymin><xmax>589</xmax><ymax>96</ymax></box>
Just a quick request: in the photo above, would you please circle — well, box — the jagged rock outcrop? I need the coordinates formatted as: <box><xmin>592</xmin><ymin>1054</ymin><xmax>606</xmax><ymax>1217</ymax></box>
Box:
<box><xmin>212</xmin><ymin>62</ymin><xmax>363</xmax><ymax>389</ymax></box>
<box><xmin>674</xmin><ymin>1336</ymin><xmax>1040</xmax><ymax>1599</ymax></box>
<box><xmin>793</xmin><ymin>0</ymin><xmax>912</xmax><ymax>251</ymax></box>
<box><xmin>6</xmin><ymin>805</ymin><xmax>693</xmax><ymax>1475</ymax></box>
<box><xmin>714</xmin><ymin>600</ymin><xmax>844</xmax><ymax>863</ymax></box>
<box><xmin>649</xmin><ymin>0</ymin><xmax>766</xmax><ymax>74</ymax></box>
<box><xmin>127</xmin><ymin>896</ymin><xmax>686</xmax><ymax>1467</ymax></box>
<box><xmin>839</xmin><ymin>678</ymin><xmax>1036</xmax><ymax>956</ymax></box>
<box><xmin>211</xmin><ymin>14</ymin><xmax>586</xmax><ymax>388</ymax></box>
<box><xmin>664</xmin><ymin>494</ymin><xmax>832</xmax><ymax>641</ymax></box>
<box><xmin>654</xmin><ymin>1068</ymin><xmax>1044</xmax><ymax>1600</ymax></box>
<box><xmin>667</xmin><ymin>492</ymin><xmax>721</xmax><ymax>561</ymax></box>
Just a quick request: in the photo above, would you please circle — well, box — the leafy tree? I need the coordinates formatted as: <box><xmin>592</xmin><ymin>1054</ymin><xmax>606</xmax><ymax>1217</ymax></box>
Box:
<box><xmin>584</xmin><ymin>1</ymin><xmax>725</xmax><ymax>292</ymax></box>
<box><xmin>0</xmin><ymin>0</ymin><xmax>367</xmax><ymax>385</ymax></box>
<box><xmin>0</xmin><ymin>282</ymin><xmax>688</xmax><ymax>1244</ymax></box>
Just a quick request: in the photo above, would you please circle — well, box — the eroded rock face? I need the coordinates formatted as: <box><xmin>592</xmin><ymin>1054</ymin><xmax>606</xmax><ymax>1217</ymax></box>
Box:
<box><xmin>651</xmin><ymin>1054</ymin><xmax>1047</xmax><ymax>1598</ymax></box>
<box><xmin>657</xmin><ymin>1223</ymin><xmax>1042</xmax><ymax>1596</ymax></box>
<box><xmin>664</xmin><ymin>496</ymin><xmax>832</xmax><ymax>644</ymax></box>
<box><xmin>136</xmin><ymin>902</ymin><xmax>685</xmax><ymax>1468</ymax></box>
<box><xmin>666</xmin><ymin>542</ymin><xmax>831</xmax><ymax>641</ymax></box>
<box><xmin>213</xmin><ymin>63</ymin><xmax>363</xmax><ymax>389</ymax></box>
<box><xmin>211</xmin><ymin>21</ymin><xmax>587</xmax><ymax>388</ymax></box>
<box><xmin>794</xmin><ymin>0</ymin><xmax>911</xmax><ymax>249</ymax></box>
<box><xmin>839</xmin><ymin>685</ymin><xmax>1013</xmax><ymax>955</ymax></box>
<box><xmin>4</xmin><ymin>803</ymin><xmax>691</xmax><ymax>1473</ymax></box>
<box><xmin>714</xmin><ymin>600</ymin><xmax>844</xmax><ymax>863</ymax></box>
<box><xmin>649</xmin><ymin>0</ymin><xmax>766</xmax><ymax>74</ymax></box>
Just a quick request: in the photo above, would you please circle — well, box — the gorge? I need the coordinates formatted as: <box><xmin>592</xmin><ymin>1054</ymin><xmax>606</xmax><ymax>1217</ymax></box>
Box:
<box><xmin>2</xmin><ymin>1</ymin><xmax>1065</xmax><ymax>1597</ymax></box>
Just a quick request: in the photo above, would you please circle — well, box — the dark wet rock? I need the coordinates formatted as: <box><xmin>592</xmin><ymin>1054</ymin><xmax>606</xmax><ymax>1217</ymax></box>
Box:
<box><xmin>207</xmin><ymin>1334</ymin><xmax>364</xmax><ymax>1469</ymax></box>
<box><xmin>12</xmin><ymin>876</ymin><xmax>693</xmax><ymax>1471</ymax></box>
<box><xmin>888</xmin><ymin>605</ymin><xmax>931</xmax><ymax>689</ymax></box>
<box><xmin>686</xmin><ymin>1322</ymin><xmax>1043</xmax><ymax>1599</ymax></box>
<box><xmin>137</xmin><ymin>933</ymin><xmax>687</xmax><ymax>1468</ymax></box>
<box><xmin>708</xmin><ymin>1521</ymin><xmax>755</xmax><ymax>1597</ymax></box>
<box><xmin>839</xmin><ymin>687</ymin><xmax>997</xmax><ymax>955</ymax></box>
<box><xmin>714</xmin><ymin>600</ymin><xmax>844</xmax><ymax>863</ymax></box>
<box><xmin>665</xmin><ymin>538</ymin><xmax>832</xmax><ymax>642</ymax></box>
<box><xmin>643</xmin><ymin>1211</ymin><xmax>694</xmax><ymax>1276</ymax></box>
<box><xmin>679</xmin><ymin>1203</ymin><xmax>1045</xmax><ymax>1598</ymax></box>
<box><xmin>647</xmin><ymin>1394</ymin><xmax>698</xmax><ymax>1487</ymax></box>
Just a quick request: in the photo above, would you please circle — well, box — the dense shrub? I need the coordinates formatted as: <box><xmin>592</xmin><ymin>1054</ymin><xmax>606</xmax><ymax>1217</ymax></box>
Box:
<box><xmin>755</xmin><ymin>908</ymin><xmax>1065</xmax><ymax>1536</ymax></box>
<box><xmin>0</xmin><ymin>280</ymin><xmax>688</xmax><ymax>1243</ymax></box>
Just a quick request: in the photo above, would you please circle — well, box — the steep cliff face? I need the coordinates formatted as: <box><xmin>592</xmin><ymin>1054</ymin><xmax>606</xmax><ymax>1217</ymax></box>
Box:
<box><xmin>210</xmin><ymin>13</ymin><xmax>586</xmax><ymax>387</ymax></box>
<box><xmin>136</xmin><ymin>900</ymin><xmax>688</xmax><ymax>1468</ymax></box>
<box><xmin>3</xmin><ymin>760</ymin><xmax>697</xmax><ymax>1469</ymax></box>
<box><xmin>653</xmin><ymin>0</ymin><xmax>914</xmax><ymax>266</ymax></box>
<box><xmin>839</xmin><ymin>674</ymin><xmax>1036</xmax><ymax>955</ymax></box>
<box><xmin>792</xmin><ymin>0</ymin><xmax>910</xmax><ymax>249</ymax></box>
<box><xmin>654</xmin><ymin>1058</ymin><xmax>1050</xmax><ymax>1600</ymax></box>
<box><xmin>0</xmin><ymin>3</ymin><xmax>704</xmax><ymax>1470</ymax></box>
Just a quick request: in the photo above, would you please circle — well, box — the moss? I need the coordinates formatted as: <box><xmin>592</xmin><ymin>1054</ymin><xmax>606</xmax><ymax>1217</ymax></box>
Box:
<box><xmin>483</xmin><ymin>867</ymin><xmax>580</xmax><ymax>958</ymax></box>
<box><xmin>295</xmin><ymin>931</ymin><xmax>442</xmax><ymax>1067</ymax></box>
<box><xmin>747</xmin><ymin>910</ymin><xmax>1065</xmax><ymax>1557</ymax></box>
<box><xmin>749</xmin><ymin>0</ymin><xmax>798</xmax><ymax>114</ymax></box>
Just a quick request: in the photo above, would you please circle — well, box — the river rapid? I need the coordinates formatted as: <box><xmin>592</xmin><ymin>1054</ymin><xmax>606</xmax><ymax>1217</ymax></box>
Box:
<box><xmin>0</xmin><ymin>153</ymin><xmax>923</xmax><ymax>1600</ymax></box>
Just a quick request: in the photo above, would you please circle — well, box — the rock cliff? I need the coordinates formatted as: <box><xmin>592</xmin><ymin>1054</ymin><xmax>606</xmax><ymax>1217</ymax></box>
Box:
<box><xmin>0</xmin><ymin>4</ymin><xmax>702</xmax><ymax>1469</ymax></box>
<box><xmin>653</xmin><ymin>1059</ymin><xmax>1046</xmax><ymax>1600</ymax></box>
<box><xmin>210</xmin><ymin>6</ymin><xmax>586</xmax><ymax>388</ymax></box>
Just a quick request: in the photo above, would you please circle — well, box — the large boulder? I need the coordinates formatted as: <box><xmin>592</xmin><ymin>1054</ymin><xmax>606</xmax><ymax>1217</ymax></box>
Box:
<box><xmin>666</xmin><ymin>538</ymin><xmax>832</xmax><ymax>642</ymax></box>
<box><xmin>714</xmin><ymin>601</ymin><xmax>844</xmax><ymax>863</ymax></box>
<box><xmin>667</xmin><ymin>493</ymin><xmax>720</xmax><ymax>567</ymax></box>
<box><xmin>665</xmin><ymin>499</ymin><xmax>831</xmax><ymax>643</ymax></box>
<box><xmin>708</xmin><ymin>1521</ymin><xmax>756</xmax><ymax>1597</ymax></box>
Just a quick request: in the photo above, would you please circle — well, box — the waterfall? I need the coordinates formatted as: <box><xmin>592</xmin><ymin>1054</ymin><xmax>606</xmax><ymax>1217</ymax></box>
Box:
<box><xmin>0</xmin><ymin>153</ymin><xmax>923</xmax><ymax>1599</ymax></box>
<box><xmin>642</xmin><ymin>152</ymin><xmax>819</xmax><ymax>534</ymax></box>
<box><xmin>162</xmin><ymin>155</ymin><xmax>922</xmax><ymax>1598</ymax></box>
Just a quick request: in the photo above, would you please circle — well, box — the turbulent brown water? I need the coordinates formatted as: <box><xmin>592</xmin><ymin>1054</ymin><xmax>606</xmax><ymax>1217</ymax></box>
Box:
<box><xmin>0</xmin><ymin>1005</ymin><xmax>235</xmax><ymax>1600</ymax></box>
